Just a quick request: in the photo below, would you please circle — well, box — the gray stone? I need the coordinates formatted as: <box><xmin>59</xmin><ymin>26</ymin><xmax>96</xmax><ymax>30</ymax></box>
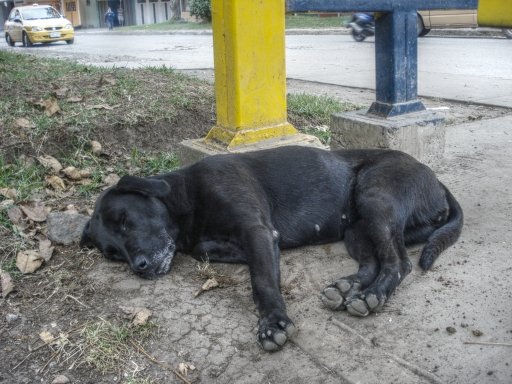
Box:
<box><xmin>330</xmin><ymin>109</ymin><xmax>446</xmax><ymax>166</ymax></box>
<box><xmin>46</xmin><ymin>212</ymin><xmax>90</xmax><ymax>245</ymax></box>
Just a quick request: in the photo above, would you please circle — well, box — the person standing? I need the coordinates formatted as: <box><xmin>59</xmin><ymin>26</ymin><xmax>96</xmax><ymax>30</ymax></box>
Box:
<box><xmin>104</xmin><ymin>7</ymin><xmax>115</xmax><ymax>30</ymax></box>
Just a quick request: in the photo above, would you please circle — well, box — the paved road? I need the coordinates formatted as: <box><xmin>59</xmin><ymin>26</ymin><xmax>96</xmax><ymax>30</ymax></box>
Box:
<box><xmin>1</xmin><ymin>32</ymin><xmax>511</xmax><ymax>107</ymax></box>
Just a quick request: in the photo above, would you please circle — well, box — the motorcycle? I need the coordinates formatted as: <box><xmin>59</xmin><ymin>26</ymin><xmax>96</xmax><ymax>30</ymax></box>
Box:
<box><xmin>347</xmin><ymin>13</ymin><xmax>375</xmax><ymax>42</ymax></box>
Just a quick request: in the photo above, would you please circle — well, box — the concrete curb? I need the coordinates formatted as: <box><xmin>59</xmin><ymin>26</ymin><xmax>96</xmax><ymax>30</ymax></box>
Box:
<box><xmin>75</xmin><ymin>27</ymin><xmax>510</xmax><ymax>38</ymax></box>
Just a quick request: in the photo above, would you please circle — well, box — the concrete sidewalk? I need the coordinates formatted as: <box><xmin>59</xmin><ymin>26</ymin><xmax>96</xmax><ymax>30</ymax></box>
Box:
<box><xmin>87</xmin><ymin>111</ymin><xmax>512</xmax><ymax>383</ymax></box>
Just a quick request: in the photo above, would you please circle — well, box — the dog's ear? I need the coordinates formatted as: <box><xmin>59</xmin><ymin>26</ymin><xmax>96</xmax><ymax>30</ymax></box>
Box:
<box><xmin>161</xmin><ymin>173</ymin><xmax>192</xmax><ymax>215</ymax></box>
<box><xmin>80</xmin><ymin>220</ymin><xmax>94</xmax><ymax>248</ymax></box>
<box><xmin>117</xmin><ymin>174</ymin><xmax>192</xmax><ymax>215</ymax></box>
<box><xmin>116</xmin><ymin>175</ymin><xmax>171</xmax><ymax>197</ymax></box>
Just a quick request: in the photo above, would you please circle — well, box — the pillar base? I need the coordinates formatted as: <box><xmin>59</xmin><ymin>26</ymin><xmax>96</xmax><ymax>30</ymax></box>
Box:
<box><xmin>179</xmin><ymin>133</ymin><xmax>327</xmax><ymax>166</ymax></box>
<box><xmin>205</xmin><ymin>122</ymin><xmax>298</xmax><ymax>149</ymax></box>
<box><xmin>330</xmin><ymin>108</ymin><xmax>445</xmax><ymax>166</ymax></box>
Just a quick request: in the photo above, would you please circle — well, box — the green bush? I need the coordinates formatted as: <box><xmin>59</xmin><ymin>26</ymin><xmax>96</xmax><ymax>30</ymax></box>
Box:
<box><xmin>190</xmin><ymin>0</ymin><xmax>211</xmax><ymax>22</ymax></box>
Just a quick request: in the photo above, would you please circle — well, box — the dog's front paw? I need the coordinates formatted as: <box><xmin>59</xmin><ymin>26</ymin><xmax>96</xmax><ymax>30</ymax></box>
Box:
<box><xmin>258</xmin><ymin>311</ymin><xmax>296</xmax><ymax>352</ymax></box>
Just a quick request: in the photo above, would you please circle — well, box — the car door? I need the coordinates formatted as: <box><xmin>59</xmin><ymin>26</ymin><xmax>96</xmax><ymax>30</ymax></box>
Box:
<box><xmin>427</xmin><ymin>9</ymin><xmax>477</xmax><ymax>28</ymax></box>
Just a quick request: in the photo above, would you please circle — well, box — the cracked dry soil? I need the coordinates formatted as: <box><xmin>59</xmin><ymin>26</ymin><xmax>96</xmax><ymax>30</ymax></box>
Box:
<box><xmin>2</xmin><ymin>72</ymin><xmax>512</xmax><ymax>384</ymax></box>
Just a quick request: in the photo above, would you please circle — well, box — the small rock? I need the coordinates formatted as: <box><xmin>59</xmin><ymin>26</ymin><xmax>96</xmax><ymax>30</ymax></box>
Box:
<box><xmin>6</xmin><ymin>313</ymin><xmax>19</xmax><ymax>323</ymax></box>
<box><xmin>1</xmin><ymin>269</ymin><xmax>14</xmax><ymax>298</ymax></box>
<box><xmin>52</xmin><ymin>374</ymin><xmax>70</xmax><ymax>384</ymax></box>
<box><xmin>446</xmin><ymin>326</ymin><xmax>457</xmax><ymax>334</ymax></box>
<box><xmin>46</xmin><ymin>212</ymin><xmax>90</xmax><ymax>245</ymax></box>
<box><xmin>472</xmin><ymin>329</ymin><xmax>483</xmax><ymax>337</ymax></box>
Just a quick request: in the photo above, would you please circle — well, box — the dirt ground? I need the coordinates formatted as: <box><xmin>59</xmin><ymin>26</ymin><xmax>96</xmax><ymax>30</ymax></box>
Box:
<box><xmin>1</xmin><ymin>69</ymin><xmax>512</xmax><ymax>384</ymax></box>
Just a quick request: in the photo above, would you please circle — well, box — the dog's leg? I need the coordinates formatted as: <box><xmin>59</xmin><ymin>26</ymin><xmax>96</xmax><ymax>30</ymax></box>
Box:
<box><xmin>344</xmin><ymin>198</ymin><xmax>413</xmax><ymax>317</ymax></box>
<box><xmin>191</xmin><ymin>240</ymin><xmax>246</xmax><ymax>263</ymax></box>
<box><xmin>243</xmin><ymin>224</ymin><xmax>296</xmax><ymax>352</ymax></box>
<box><xmin>321</xmin><ymin>221</ymin><xmax>380</xmax><ymax>311</ymax></box>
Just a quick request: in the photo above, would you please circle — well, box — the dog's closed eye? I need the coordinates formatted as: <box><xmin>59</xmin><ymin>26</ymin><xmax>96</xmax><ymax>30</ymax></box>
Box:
<box><xmin>103</xmin><ymin>246</ymin><xmax>124</xmax><ymax>261</ymax></box>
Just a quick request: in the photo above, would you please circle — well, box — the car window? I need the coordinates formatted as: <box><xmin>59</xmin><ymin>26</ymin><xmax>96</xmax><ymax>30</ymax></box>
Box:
<box><xmin>21</xmin><ymin>7</ymin><xmax>61</xmax><ymax>20</ymax></box>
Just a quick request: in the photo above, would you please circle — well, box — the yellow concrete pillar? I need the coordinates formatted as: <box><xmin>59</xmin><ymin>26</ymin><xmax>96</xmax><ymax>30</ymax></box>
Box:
<box><xmin>206</xmin><ymin>0</ymin><xmax>297</xmax><ymax>149</ymax></box>
<box><xmin>478</xmin><ymin>0</ymin><xmax>512</xmax><ymax>27</ymax></box>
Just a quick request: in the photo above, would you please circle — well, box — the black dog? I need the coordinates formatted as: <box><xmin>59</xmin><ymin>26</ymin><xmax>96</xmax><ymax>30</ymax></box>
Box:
<box><xmin>81</xmin><ymin>146</ymin><xmax>463</xmax><ymax>351</ymax></box>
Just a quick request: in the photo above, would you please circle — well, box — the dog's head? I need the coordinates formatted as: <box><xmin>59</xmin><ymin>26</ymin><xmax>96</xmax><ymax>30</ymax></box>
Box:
<box><xmin>81</xmin><ymin>174</ymin><xmax>190</xmax><ymax>279</ymax></box>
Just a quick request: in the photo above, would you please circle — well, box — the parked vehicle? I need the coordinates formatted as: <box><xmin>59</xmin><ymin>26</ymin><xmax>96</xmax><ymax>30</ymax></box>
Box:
<box><xmin>347</xmin><ymin>13</ymin><xmax>374</xmax><ymax>42</ymax></box>
<box><xmin>417</xmin><ymin>9</ymin><xmax>512</xmax><ymax>39</ymax></box>
<box><xmin>4</xmin><ymin>4</ymin><xmax>74</xmax><ymax>47</ymax></box>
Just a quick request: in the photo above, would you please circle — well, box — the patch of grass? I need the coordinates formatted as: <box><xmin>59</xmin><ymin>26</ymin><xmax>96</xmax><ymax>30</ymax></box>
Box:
<box><xmin>196</xmin><ymin>260</ymin><xmax>236</xmax><ymax>287</ymax></box>
<box><xmin>287</xmin><ymin>92</ymin><xmax>359</xmax><ymax>144</ymax></box>
<box><xmin>288</xmin><ymin>92</ymin><xmax>352</xmax><ymax>121</ymax></box>
<box><xmin>129</xmin><ymin>149</ymin><xmax>181</xmax><ymax>176</ymax></box>
<box><xmin>0</xmin><ymin>156</ymin><xmax>46</xmax><ymax>200</ymax></box>
<box><xmin>81</xmin><ymin>319</ymin><xmax>157</xmax><ymax>373</ymax></box>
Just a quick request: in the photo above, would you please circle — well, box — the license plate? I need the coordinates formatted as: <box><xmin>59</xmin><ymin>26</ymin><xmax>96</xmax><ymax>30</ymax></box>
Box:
<box><xmin>50</xmin><ymin>31</ymin><xmax>61</xmax><ymax>38</ymax></box>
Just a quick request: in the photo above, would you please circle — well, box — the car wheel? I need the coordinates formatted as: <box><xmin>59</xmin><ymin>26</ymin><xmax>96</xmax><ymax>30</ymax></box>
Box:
<box><xmin>66</xmin><ymin>38</ymin><xmax>74</xmax><ymax>45</ymax></box>
<box><xmin>22</xmin><ymin>32</ymin><xmax>33</xmax><ymax>47</ymax></box>
<box><xmin>503</xmin><ymin>28</ymin><xmax>512</xmax><ymax>39</ymax></box>
<box><xmin>5</xmin><ymin>34</ymin><xmax>15</xmax><ymax>47</ymax></box>
<box><xmin>416</xmin><ymin>14</ymin><xmax>430</xmax><ymax>37</ymax></box>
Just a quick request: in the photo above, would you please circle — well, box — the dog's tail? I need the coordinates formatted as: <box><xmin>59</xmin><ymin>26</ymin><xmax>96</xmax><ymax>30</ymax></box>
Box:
<box><xmin>419</xmin><ymin>184</ymin><xmax>464</xmax><ymax>270</ymax></box>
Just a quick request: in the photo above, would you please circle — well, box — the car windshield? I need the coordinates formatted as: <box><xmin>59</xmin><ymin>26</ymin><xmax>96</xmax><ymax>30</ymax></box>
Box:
<box><xmin>21</xmin><ymin>7</ymin><xmax>61</xmax><ymax>20</ymax></box>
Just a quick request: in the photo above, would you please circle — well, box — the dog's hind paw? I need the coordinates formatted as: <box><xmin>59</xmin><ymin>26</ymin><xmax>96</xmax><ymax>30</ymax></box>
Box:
<box><xmin>258</xmin><ymin>313</ymin><xmax>296</xmax><ymax>352</ymax></box>
<box><xmin>345</xmin><ymin>293</ymin><xmax>386</xmax><ymax>317</ymax></box>
<box><xmin>321</xmin><ymin>277</ymin><xmax>362</xmax><ymax>311</ymax></box>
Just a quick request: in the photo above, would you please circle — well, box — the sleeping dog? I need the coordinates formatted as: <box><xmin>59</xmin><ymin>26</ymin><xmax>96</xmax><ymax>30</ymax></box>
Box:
<box><xmin>81</xmin><ymin>146</ymin><xmax>463</xmax><ymax>351</ymax></box>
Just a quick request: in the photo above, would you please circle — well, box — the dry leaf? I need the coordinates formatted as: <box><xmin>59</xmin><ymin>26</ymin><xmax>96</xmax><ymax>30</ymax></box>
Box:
<box><xmin>20</xmin><ymin>201</ymin><xmax>49</xmax><ymax>222</ymax></box>
<box><xmin>52</xmin><ymin>375</ymin><xmax>70</xmax><ymax>384</ymax></box>
<box><xmin>99</xmin><ymin>75</ymin><xmax>116</xmax><ymax>86</ymax></box>
<box><xmin>14</xmin><ymin>117</ymin><xmax>34</xmax><ymax>129</ymax></box>
<box><xmin>0</xmin><ymin>187</ymin><xmax>17</xmax><ymax>200</ymax></box>
<box><xmin>0</xmin><ymin>268</ymin><xmax>14</xmax><ymax>298</ymax></box>
<box><xmin>34</xmin><ymin>97</ymin><xmax>61</xmax><ymax>117</ymax></box>
<box><xmin>85</xmin><ymin>104</ymin><xmax>117</xmax><ymax>111</ymax></box>
<box><xmin>39</xmin><ymin>330</ymin><xmax>54</xmax><ymax>344</ymax></box>
<box><xmin>62</xmin><ymin>166</ymin><xmax>82</xmax><ymax>181</ymax></box>
<box><xmin>0</xmin><ymin>199</ymin><xmax>14</xmax><ymax>209</ymax></box>
<box><xmin>178</xmin><ymin>362</ymin><xmax>196</xmax><ymax>376</ymax></box>
<box><xmin>91</xmin><ymin>140</ymin><xmax>102</xmax><ymax>155</ymax></box>
<box><xmin>66</xmin><ymin>96</ymin><xmax>83</xmax><ymax>103</ymax></box>
<box><xmin>194</xmin><ymin>278</ymin><xmax>219</xmax><ymax>297</ymax></box>
<box><xmin>119</xmin><ymin>306</ymin><xmax>152</xmax><ymax>326</ymax></box>
<box><xmin>38</xmin><ymin>155</ymin><xmax>63</xmax><ymax>173</ymax></box>
<box><xmin>7</xmin><ymin>205</ymin><xmax>25</xmax><ymax>227</ymax></box>
<box><xmin>103</xmin><ymin>173</ymin><xmax>120</xmax><ymax>187</ymax></box>
<box><xmin>79</xmin><ymin>169</ymin><xmax>91</xmax><ymax>178</ymax></box>
<box><xmin>133</xmin><ymin>308</ymin><xmax>152</xmax><ymax>326</ymax></box>
<box><xmin>53</xmin><ymin>87</ymin><xmax>69</xmax><ymax>99</ymax></box>
<box><xmin>39</xmin><ymin>239</ymin><xmax>54</xmax><ymax>262</ymax></box>
<box><xmin>65</xmin><ymin>205</ymin><xmax>79</xmax><ymax>214</ymax></box>
<box><xmin>46</xmin><ymin>175</ymin><xmax>66</xmax><ymax>191</ymax></box>
<box><xmin>17</xmin><ymin>250</ymin><xmax>44</xmax><ymax>274</ymax></box>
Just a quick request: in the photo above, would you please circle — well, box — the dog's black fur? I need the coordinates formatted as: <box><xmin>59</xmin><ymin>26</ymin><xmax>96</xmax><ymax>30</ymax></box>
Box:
<box><xmin>81</xmin><ymin>146</ymin><xmax>463</xmax><ymax>351</ymax></box>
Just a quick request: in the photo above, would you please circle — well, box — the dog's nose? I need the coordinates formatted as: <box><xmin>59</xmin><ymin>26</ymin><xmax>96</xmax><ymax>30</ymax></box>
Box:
<box><xmin>133</xmin><ymin>256</ymin><xmax>148</xmax><ymax>272</ymax></box>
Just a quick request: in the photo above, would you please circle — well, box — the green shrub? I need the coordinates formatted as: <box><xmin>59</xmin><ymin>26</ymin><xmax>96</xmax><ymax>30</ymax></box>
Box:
<box><xmin>190</xmin><ymin>0</ymin><xmax>211</xmax><ymax>22</ymax></box>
